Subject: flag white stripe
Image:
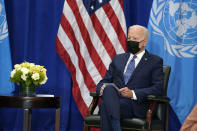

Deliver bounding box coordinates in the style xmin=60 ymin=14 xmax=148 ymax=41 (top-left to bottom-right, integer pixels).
xmin=57 ymin=25 xmax=92 ymax=106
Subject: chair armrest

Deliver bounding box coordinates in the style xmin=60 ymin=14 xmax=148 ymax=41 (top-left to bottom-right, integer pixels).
xmin=146 ymin=95 xmax=170 ymax=130
xmin=90 ymin=91 xmax=97 ymax=97
xmin=147 ymin=95 xmax=170 ymax=103
xmin=87 ymin=91 xmax=99 ymax=116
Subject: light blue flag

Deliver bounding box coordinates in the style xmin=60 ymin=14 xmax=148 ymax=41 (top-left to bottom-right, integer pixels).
xmin=0 ymin=0 xmax=14 ymax=95
xmin=147 ymin=0 xmax=197 ymax=124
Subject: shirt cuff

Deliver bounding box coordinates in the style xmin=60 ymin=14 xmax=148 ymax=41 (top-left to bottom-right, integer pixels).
xmin=131 ymin=90 xmax=137 ymax=100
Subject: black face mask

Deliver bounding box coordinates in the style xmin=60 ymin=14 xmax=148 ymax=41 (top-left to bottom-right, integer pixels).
xmin=127 ymin=40 xmax=140 ymax=54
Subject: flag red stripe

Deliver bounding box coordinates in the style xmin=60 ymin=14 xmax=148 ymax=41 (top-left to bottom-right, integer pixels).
xmin=67 ymin=0 xmax=107 ymax=77
xmin=103 ymin=3 xmax=127 ymax=51
xmin=91 ymin=13 xmax=116 ymax=60
xmin=60 ymin=14 xmax=96 ymax=91
xmin=56 ymin=38 xmax=88 ymax=117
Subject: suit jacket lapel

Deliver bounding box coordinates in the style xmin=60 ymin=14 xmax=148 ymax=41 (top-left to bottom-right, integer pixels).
xmin=129 ymin=50 xmax=151 ymax=82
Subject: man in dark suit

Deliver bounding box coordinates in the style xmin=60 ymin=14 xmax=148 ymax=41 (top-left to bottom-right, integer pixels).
xmin=96 ymin=25 xmax=163 ymax=131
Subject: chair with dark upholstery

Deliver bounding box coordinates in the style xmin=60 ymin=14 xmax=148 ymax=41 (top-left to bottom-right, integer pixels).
xmin=84 ymin=66 xmax=171 ymax=131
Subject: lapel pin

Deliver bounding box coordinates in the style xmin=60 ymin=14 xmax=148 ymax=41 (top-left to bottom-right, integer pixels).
xmin=145 ymin=58 xmax=148 ymax=61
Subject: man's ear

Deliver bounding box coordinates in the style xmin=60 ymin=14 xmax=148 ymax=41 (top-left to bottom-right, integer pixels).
xmin=143 ymin=39 xmax=148 ymax=46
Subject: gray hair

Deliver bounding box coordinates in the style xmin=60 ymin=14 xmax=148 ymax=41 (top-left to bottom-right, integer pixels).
xmin=129 ymin=25 xmax=149 ymax=41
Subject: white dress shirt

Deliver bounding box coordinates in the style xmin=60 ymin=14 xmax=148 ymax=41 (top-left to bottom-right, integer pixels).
xmin=124 ymin=50 xmax=145 ymax=100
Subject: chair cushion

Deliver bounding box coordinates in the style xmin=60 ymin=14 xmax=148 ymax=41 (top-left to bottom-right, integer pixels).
xmin=84 ymin=115 xmax=163 ymax=130
xmin=84 ymin=115 xmax=147 ymax=129
xmin=84 ymin=115 xmax=101 ymax=128
xmin=151 ymin=119 xmax=163 ymax=130
xmin=121 ymin=118 xmax=146 ymax=129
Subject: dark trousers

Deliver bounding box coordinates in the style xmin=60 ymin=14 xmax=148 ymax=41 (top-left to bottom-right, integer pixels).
xmin=100 ymin=86 xmax=134 ymax=131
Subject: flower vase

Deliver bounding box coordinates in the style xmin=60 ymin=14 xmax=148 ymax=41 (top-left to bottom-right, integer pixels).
xmin=20 ymin=85 xmax=36 ymax=97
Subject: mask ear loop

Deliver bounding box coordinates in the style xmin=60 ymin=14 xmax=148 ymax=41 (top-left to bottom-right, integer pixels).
xmin=140 ymin=39 xmax=148 ymax=48
xmin=139 ymin=39 xmax=145 ymax=43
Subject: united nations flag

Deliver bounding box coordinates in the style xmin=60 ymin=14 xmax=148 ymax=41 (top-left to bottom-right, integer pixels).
xmin=0 ymin=0 xmax=14 ymax=95
xmin=147 ymin=0 xmax=197 ymax=124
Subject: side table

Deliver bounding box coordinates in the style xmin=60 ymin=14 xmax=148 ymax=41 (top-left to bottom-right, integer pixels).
xmin=0 ymin=96 xmax=60 ymax=131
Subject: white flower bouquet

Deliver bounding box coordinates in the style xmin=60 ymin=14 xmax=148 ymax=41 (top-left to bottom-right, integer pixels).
xmin=10 ymin=62 xmax=48 ymax=88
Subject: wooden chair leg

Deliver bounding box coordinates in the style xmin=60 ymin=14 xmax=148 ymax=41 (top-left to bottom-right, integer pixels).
xmin=84 ymin=125 xmax=89 ymax=131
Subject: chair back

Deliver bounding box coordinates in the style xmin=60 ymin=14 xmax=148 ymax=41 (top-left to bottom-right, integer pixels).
xmin=163 ymin=66 xmax=171 ymax=96
xmin=156 ymin=66 xmax=171 ymax=121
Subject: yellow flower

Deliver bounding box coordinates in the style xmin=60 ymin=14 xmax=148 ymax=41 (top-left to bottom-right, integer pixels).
xmin=29 ymin=63 xmax=35 ymax=67
xmin=21 ymin=67 xmax=29 ymax=75
xmin=14 ymin=64 xmax=20 ymax=69
xmin=32 ymin=73 xmax=40 ymax=80
xmin=40 ymin=76 xmax=48 ymax=84
xmin=21 ymin=74 xmax=27 ymax=81
xmin=10 ymin=69 xmax=16 ymax=78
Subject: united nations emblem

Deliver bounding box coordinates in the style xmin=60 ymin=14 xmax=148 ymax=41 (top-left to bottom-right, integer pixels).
xmin=149 ymin=0 xmax=197 ymax=58
xmin=0 ymin=2 xmax=8 ymax=43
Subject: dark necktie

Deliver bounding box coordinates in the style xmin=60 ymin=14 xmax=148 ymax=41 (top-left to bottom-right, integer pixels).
xmin=124 ymin=55 xmax=137 ymax=84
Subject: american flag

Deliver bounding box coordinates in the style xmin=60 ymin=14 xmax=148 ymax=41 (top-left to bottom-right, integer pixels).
xmin=56 ymin=0 xmax=126 ymax=117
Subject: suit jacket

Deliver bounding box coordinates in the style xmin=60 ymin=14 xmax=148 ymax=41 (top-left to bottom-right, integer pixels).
xmin=96 ymin=50 xmax=163 ymax=118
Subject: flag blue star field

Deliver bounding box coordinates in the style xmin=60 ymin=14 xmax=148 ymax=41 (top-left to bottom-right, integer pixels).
xmin=56 ymin=0 xmax=127 ymax=117
xmin=0 ymin=0 xmax=14 ymax=95
xmin=147 ymin=0 xmax=197 ymax=123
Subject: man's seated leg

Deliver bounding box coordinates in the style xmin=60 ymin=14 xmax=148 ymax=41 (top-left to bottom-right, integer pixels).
xmin=100 ymin=86 xmax=120 ymax=131
xmin=120 ymin=98 xmax=134 ymax=119
xmin=100 ymin=102 xmax=113 ymax=131
xmin=111 ymin=119 xmax=121 ymax=131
